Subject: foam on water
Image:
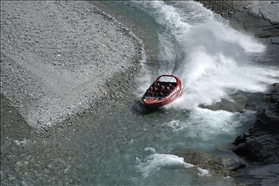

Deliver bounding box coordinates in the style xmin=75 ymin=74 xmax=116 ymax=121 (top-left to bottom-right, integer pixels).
xmin=176 ymin=21 xmax=278 ymax=108
xmin=135 ymin=0 xmax=279 ymax=108
xmin=136 ymin=152 xmax=194 ymax=178
xmin=150 ymin=108 xmax=258 ymax=153
xmin=164 ymin=108 xmax=256 ymax=139
xmin=137 ymin=147 xmax=213 ymax=179
xmin=197 ymin=167 xmax=210 ymax=177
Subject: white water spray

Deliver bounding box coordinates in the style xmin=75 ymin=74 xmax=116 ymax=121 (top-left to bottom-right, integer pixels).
xmin=176 ymin=19 xmax=278 ymax=108
xmin=136 ymin=1 xmax=279 ymax=108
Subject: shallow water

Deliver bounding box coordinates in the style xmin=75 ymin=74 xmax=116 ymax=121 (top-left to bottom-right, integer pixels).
xmin=2 ymin=0 xmax=279 ymax=185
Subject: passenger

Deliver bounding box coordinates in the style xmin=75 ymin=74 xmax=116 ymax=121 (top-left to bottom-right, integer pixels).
xmin=153 ymin=81 xmax=157 ymax=87
xmin=166 ymin=86 xmax=170 ymax=93
xmin=154 ymin=87 xmax=158 ymax=92
xmin=161 ymin=85 xmax=165 ymax=92
xmin=169 ymin=83 xmax=173 ymax=91
xmin=144 ymin=90 xmax=149 ymax=97
xmin=157 ymin=82 xmax=160 ymax=88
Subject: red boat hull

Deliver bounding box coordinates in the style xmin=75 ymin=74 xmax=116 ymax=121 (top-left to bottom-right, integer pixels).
xmin=141 ymin=75 xmax=183 ymax=108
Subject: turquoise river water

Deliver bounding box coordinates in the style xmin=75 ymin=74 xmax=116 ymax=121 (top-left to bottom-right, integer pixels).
xmin=2 ymin=1 xmax=279 ymax=185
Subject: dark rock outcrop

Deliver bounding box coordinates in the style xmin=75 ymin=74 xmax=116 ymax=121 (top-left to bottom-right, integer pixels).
xmin=230 ymin=10 xmax=279 ymax=39
xmin=195 ymin=0 xmax=246 ymax=19
xmin=233 ymin=83 xmax=279 ymax=164
xmin=194 ymin=1 xmax=279 ymax=185
xmin=233 ymin=164 xmax=279 ymax=186
xmin=232 ymin=83 xmax=279 ymax=185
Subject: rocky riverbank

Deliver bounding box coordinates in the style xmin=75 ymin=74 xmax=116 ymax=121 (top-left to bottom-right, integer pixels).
xmin=196 ymin=1 xmax=279 ymax=39
xmin=232 ymin=83 xmax=279 ymax=185
xmin=195 ymin=1 xmax=279 ymax=185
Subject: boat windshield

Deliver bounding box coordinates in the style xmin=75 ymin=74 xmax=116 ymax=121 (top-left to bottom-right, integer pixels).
xmin=158 ymin=76 xmax=177 ymax=83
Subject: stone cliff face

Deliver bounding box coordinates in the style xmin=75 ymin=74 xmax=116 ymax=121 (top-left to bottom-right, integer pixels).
xmin=195 ymin=1 xmax=279 ymax=185
xmin=233 ymin=83 xmax=279 ymax=164
xmin=250 ymin=1 xmax=279 ymax=24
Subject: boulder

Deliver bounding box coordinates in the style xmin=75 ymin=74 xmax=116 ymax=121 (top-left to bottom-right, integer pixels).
xmin=233 ymin=83 xmax=279 ymax=164
xmin=250 ymin=1 xmax=279 ymax=24
xmin=233 ymin=164 xmax=279 ymax=186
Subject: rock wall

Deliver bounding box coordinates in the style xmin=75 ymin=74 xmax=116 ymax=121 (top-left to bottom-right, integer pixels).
xmin=195 ymin=1 xmax=279 ymax=185
xmin=233 ymin=83 xmax=279 ymax=164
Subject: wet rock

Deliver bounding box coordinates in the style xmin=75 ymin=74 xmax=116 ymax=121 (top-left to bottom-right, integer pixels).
xmin=201 ymin=93 xmax=248 ymax=113
xmin=233 ymin=83 xmax=279 ymax=164
xmin=195 ymin=0 xmax=247 ymax=19
xmin=174 ymin=149 xmax=246 ymax=177
xmin=230 ymin=11 xmax=279 ymax=39
xmin=195 ymin=0 xmax=279 ymax=39
xmin=195 ymin=0 xmax=279 ymax=184
xmin=250 ymin=1 xmax=279 ymax=24
xmin=233 ymin=164 xmax=279 ymax=186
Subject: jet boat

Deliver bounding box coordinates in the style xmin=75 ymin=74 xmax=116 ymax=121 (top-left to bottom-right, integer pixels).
xmin=141 ymin=74 xmax=183 ymax=108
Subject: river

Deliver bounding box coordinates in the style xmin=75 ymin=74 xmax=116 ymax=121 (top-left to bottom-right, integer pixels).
xmin=2 ymin=0 xmax=279 ymax=185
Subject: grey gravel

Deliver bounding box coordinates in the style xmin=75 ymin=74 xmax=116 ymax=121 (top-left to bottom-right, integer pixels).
xmin=1 ymin=1 xmax=144 ymax=129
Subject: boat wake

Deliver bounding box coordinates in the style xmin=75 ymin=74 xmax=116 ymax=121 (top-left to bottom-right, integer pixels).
xmin=135 ymin=0 xmax=279 ymax=109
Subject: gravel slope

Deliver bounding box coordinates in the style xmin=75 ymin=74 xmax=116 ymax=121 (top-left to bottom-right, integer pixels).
xmin=1 ymin=1 xmax=144 ymax=129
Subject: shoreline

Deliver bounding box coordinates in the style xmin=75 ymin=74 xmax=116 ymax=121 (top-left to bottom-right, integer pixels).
xmin=1 ymin=1 xmax=145 ymax=136
xmin=1 ymin=1 xmax=278 ymax=185
xmin=195 ymin=0 xmax=279 ymax=39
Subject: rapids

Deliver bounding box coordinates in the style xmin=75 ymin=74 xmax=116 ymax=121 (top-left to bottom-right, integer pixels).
xmin=3 ymin=1 xmax=279 ymax=185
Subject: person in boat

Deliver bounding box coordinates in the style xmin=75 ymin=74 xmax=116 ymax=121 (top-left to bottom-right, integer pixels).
xmin=144 ymin=90 xmax=148 ymax=97
xmin=158 ymin=85 xmax=163 ymax=98
xmin=164 ymin=85 xmax=171 ymax=94
xmin=161 ymin=85 xmax=165 ymax=92
xmin=159 ymin=92 xmax=164 ymax=98
xmin=154 ymin=86 xmax=158 ymax=92
xmin=153 ymin=81 xmax=157 ymax=88
xmin=144 ymin=83 xmax=157 ymax=98
xmin=169 ymin=83 xmax=173 ymax=91
xmin=144 ymin=89 xmax=151 ymax=97
xmin=156 ymin=82 xmax=160 ymax=89
xmin=166 ymin=86 xmax=170 ymax=94
xmin=144 ymin=81 xmax=173 ymax=98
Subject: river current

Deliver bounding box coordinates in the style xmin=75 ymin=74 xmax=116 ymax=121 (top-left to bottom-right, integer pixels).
xmin=3 ymin=0 xmax=279 ymax=185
